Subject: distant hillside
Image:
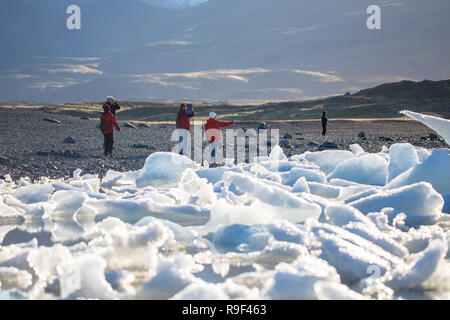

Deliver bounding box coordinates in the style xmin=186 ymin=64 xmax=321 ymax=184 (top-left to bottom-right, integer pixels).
xmin=1 ymin=79 xmax=449 ymax=121
xmin=1 ymin=0 xmax=449 ymax=102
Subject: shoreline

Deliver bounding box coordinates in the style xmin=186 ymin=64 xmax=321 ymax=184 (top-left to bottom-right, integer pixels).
xmin=0 ymin=108 xmax=448 ymax=182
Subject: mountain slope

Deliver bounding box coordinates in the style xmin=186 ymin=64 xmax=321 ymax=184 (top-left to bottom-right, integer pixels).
xmin=0 ymin=0 xmax=449 ymax=103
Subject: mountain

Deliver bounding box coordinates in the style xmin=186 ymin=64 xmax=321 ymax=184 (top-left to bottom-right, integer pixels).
xmin=9 ymin=79 xmax=448 ymax=122
xmin=0 ymin=0 xmax=449 ymax=103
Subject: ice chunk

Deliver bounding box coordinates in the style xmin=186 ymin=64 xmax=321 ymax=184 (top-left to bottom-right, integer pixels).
xmin=262 ymin=260 xmax=341 ymax=300
xmin=196 ymin=167 xmax=244 ymax=185
xmin=135 ymin=152 xmax=198 ymax=189
xmin=86 ymin=197 xmax=210 ymax=226
xmin=349 ymin=144 xmax=364 ymax=155
xmin=170 ymin=169 xmax=216 ymax=207
xmin=171 ymin=282 xmax=230 ymax=300
xmin=343 ymin=222 xmax=409 ymax=258
xmin=27 ymin=244 xmax=72 ymax=282
xmin=387 ymin=143 xmax=419 ymax=182
xmin=283 ymin=167 xmax=327 ymax=186
xmin=105 ymin=270 xmax=135 ymax=297
xmin=304 ymin=150 xmax=354 ymax=175
xmin=136 ymin=254 xmax=200 ymax=300
xmin=12 ymin=184 xmax=55 ymax=204
xmin=222 ymin=171 xmax=320 ymax=213
xmin=57 ymin=254 xmax=116 ymax=299
xmin=51 ymin=190 xmax=88 ymax=219
xmin=212 ymin=224 xmax=272 ymax=253
xmin=248 ymin=164 xmax=282 ymax=184
xmin=400 ymin=110 xmax=450 ymax=145
xmin=93 ymin=217 xmax=173 ymax=270
xmin=386 ymin=149 xmax=450 ymax=196
xmin=0 ymin=197 xmax=21 ymax=219
xmin=350 ymin=182 xmax=444 ymax=226
xmin=308 ymin=182 xmax=341 ymax=199
xmin=324 ymin=205 xmax=376 ymax=228
xmin=311 ymin=223 xmax=401 ymax=283
xmin=292 ymin=177 xmax=310 ymax=193
xmin=387 ymin=238 xmax=447 ymax=289
xmin=0 ymin=267 xmax=32 ymax=290
xmin=328 ymin=154 xmax=388 ymax=186
xmin=314 ymin=281 xmax=367 ymax=300
xmin=269 ymin=145 xmax=287 ymax=161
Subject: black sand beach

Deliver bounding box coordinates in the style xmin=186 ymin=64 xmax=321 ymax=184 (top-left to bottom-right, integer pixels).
xmin=0 ymin=107 xmax=447 ymax=182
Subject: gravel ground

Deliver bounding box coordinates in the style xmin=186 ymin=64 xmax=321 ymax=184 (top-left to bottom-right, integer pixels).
xmin=0 ymin=107 xmax=448 ymax=182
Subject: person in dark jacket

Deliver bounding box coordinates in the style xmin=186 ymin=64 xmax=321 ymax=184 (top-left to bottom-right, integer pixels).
xmin=100 ymin=104 xmax=121 ymax=158
xmin=321 ymin=111 xmax=328 ymax=136
xmin=104 ymin=96 xmax=121 ymax=118
xmin=176 ymin=103 xmax=195 ymax=155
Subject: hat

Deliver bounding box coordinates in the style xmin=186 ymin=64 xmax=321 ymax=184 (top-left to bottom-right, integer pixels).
xmin=209 ymin=112 xmax=217 ymax=119
xmin=106 ymin=96 xmax=115 ymax=101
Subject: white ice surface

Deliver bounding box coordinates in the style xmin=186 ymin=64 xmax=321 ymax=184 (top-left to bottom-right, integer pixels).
xmin=0 ymin=141 xmax=449 ymax=300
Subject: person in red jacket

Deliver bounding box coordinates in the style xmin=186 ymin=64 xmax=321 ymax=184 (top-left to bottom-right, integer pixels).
xmin=205 ymin=112 xmax=235 ymax=167
xmin=176 ymin=103 xmax=195 ymax=155
xmin=100 ymin=104 xmax=121 ymax=158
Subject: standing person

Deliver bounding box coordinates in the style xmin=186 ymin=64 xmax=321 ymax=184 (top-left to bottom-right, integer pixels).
xmin=321 ymin=111 xmax=328 ymax=136
xmin=104 ymin=96 xmax=121 ymax=118
xmin=176 ymin=103 xmax=195 ymax=155
xmin=100 ymin=104 xmax=121 ymax=158
xmin=205 ymin=112 xmax=235 ymax=167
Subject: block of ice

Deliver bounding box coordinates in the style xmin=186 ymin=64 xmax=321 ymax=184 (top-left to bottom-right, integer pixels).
xmin=350 ymin=144 xmax=364 ymax=155
xmin=387 ymin=238 xmax=447 ymax=289
xmin=135 ymin=152 xmax=198 ymax=189
xmin=386 ymin=149 xmax=450 ymax=196
xmin=400 ymin=110 xmax=450 ymax=145
xmin=292 ymin=177 xmax=310 ymax=193
xmin=351 ymin=182 xmax=444 ymax=226
xmin=171 ymin=281 xmax=230 ymax=300
xmin=137 ymin=254 xmax=201 ymax=300
xmin=314 ymin=281 xmax=367 ymax=300
xmin=87 ymin=197 xmax=210 ymax=226
xmin=328 ymin=154 xmax=388 ymax=186
xmin=324 ymin=205 xmax=376 ymax=228
xmin=0 ymin=267 xmax=32 ymax=290
xmin=269 ymin=145 xmax=288 ymax=161
xmin=195 ymin=166 xmax=244 ymax=185
xmin=27 ymin=244 xmax=73 ymax=282
xmin=57 ymin=254 xmax=116 ymax=299
xmin=311 ymin=223 xmax=401 ymax=283
xmin=387 ymin=143 xmax=419 ymax=182
xmin=308 ymin=182 xmax=341 ymax=199
xmin=304 ymin=150 xmax=354 ymax=174
xmin=262 ymin=261 xmax=341 ymax=300
xmin=51 ymin=190 xmax=88 ymax=219
xmin=212 ymin=224 xmax=272 ymax=253
xmin=343 ymin=222 xmax=409 ymax=258
xmin=283 ymin=167 xmax=327 ymax=186
xmin=12 ymin=184 xmax=55 ymax=204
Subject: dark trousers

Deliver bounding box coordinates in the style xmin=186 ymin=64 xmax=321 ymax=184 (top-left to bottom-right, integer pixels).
xmin=322 ymin=126 xmax=327 ymax=136
xmin=104 ymin=134 xmax=114 ymax=154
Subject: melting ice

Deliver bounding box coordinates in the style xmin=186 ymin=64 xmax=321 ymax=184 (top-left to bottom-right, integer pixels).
xmin=0 ymin=111 xmax=449 ymax=300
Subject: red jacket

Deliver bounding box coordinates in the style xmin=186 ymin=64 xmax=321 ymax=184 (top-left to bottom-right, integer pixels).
xmin=100 ymin=112 xmax=121 ymax=134
xmin=177 ymin=110 xmax=194 ymax=130
xmin=205 ymin=118 xmax=235 ymax=142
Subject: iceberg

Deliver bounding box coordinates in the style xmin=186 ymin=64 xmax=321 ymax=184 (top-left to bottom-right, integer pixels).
xmin=400 ymin=110 xmax=450 ymax=145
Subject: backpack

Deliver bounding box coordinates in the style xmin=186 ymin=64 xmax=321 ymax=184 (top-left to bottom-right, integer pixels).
xmin=100 ymin=114 xmax=110 ymax=131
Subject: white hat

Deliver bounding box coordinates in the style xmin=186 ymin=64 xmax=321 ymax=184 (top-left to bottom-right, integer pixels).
xmin=209 ymin=112 xmax=217 ymax=118
xmin=106 ymin=96 xmax=115 ymax=101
